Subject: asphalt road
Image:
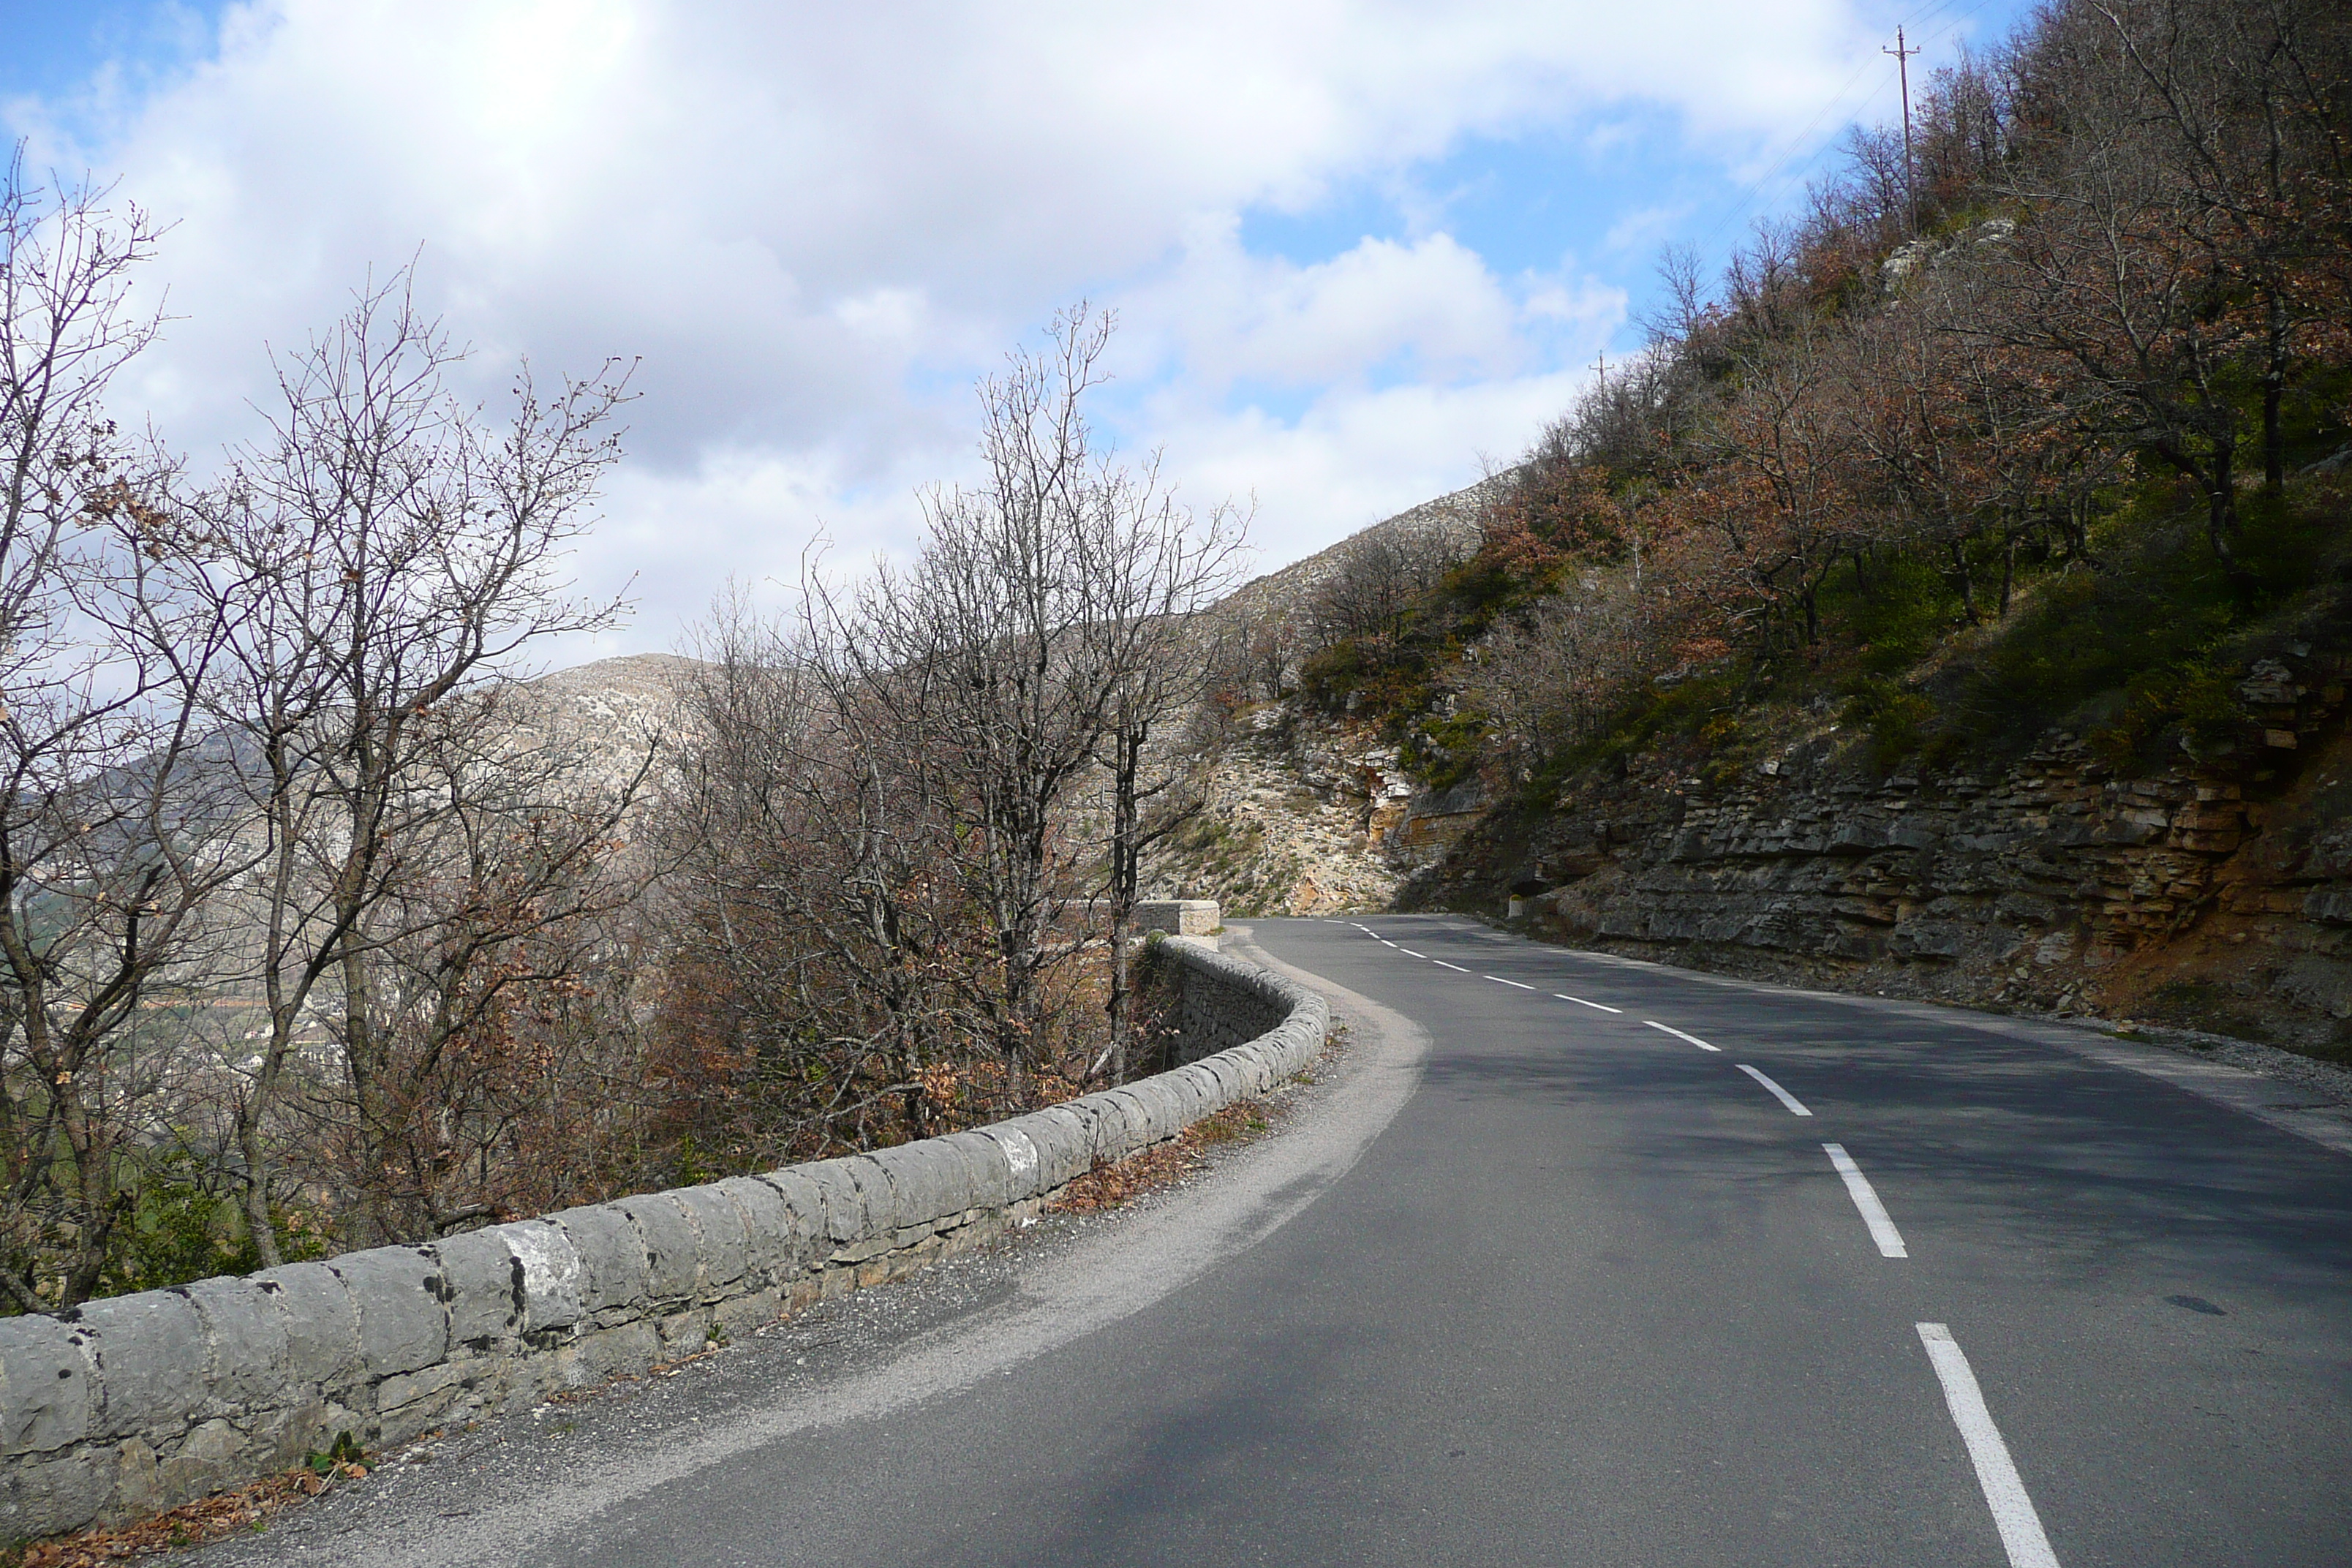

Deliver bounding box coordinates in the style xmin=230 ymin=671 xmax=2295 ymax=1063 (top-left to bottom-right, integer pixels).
xmin=204 ymin=917 xmax=2352 ymax=1567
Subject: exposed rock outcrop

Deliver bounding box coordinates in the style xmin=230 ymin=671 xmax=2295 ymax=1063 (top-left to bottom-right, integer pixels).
xmin=1414 ymin=648 xmax=2352 ymax=1055
xmin=1146 ymin=708 xmax=1403 ymax=916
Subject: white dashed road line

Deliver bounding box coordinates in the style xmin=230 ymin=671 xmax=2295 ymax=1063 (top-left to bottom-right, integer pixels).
xmin=1822 ymin=1143 xmax=1907 ymax=1257
xmin=1643 ymin=1020 xmax=1722 ymax=1052
xmin=1325 ymin=920 xmax=2061 ymax=1565
xmin=1555 ymin=994 xmax=1624 ymax=1014
xmin=1326 ymin=921 xmax=2070 ymax=1568
xmin=1736 ymin=1063 xmax=1812 ymax=1116
xmin=1917 ymin=1324 xmax=2063 ymax=1568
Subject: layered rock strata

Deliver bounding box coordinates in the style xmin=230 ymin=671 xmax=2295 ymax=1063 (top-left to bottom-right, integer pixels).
xmin=1487 ymin=655 xmax=2351 ymax=1050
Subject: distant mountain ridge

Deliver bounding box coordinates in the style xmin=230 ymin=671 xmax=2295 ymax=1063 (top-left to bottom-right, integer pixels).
xmin=506 ymin=650 xmax=698 ymax=797
xmin=1208 ymin=476 xmax=1497 ymax=636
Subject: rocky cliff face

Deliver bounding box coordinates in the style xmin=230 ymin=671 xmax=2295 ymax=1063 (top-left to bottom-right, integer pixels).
xmin=1409 ymin=649 xmax=2352 ymax=1056
xmin=1145 ymin=708 xmax=1406 ymax=917
xmin=1116 ymin=510 xmax=2352 ymax=1058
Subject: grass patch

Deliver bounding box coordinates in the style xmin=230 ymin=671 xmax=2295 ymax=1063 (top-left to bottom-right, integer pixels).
xmin=1518 ymin=666 xmax=1741 ymax=807
xmin=1401 ymin=710 xmax=1490 ymax=791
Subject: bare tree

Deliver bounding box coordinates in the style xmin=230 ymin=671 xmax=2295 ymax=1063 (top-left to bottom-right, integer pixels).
xmin=1960 ymin=0 xmax=2352 ymax=566
xmin=1464 ymin=568 xmax=1656 ymax=760
xmin=661 ymin=587 xmax=968 ymax=1153
xmin=1668 ymin=323 xmax=1874 ymax=653
xmin=664 ymin=306 xmax=1245 ymax=1124
xmin=1304 ymin=517 xmax=1471 ymax=662
xmin=1079 ymin=456 xmax=1245 ymax=1085
xmin=314 ymin=693 xmax=655 ymax=1240
xmin=176 ymin=272 xmax=634 ymax=1255
xmin=2070 ymin=0 xmax=2352 ymax=494
xmin=812 ymin=308 xmax=1150 ymax=1088
xmin=0 ymin=157 xmax=264 ymax=1307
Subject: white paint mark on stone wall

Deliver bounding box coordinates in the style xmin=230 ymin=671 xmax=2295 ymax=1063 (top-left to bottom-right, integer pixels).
xmin=984 ymin=1128 xmax=1041 ymax=1188
xmin=502 ymin=1222 xmax=584 ymax=1330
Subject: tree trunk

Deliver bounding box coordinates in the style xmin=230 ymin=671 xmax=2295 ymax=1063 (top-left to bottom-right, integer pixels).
xmin=2264 ymin=290 xmax=2288 ymax=496
xmin=237 ymin=1098 xmax=284 ymax=1270
xmin=2206 ymin=437 xmax=2239 ymax=567
xmin=1104 ymin=730 xmax=1143 ymax=1086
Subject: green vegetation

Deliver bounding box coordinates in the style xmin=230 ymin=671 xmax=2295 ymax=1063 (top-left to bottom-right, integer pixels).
xmin=1283 ymin=0 xmax=2350 ymax=805
xmin=71 ymin=1151 xmax=331 ymax=1307
xmin=1927 ymin=486 xmax=2347 ymax=771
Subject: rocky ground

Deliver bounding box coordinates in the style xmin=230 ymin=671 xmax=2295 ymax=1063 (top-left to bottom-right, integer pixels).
xmin=1148 ymin=706 xmax=1405 ymax=916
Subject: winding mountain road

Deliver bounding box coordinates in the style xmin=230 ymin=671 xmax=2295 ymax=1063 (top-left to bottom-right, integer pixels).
xmin=202 ymin=916 xmax=2352 ymax=1567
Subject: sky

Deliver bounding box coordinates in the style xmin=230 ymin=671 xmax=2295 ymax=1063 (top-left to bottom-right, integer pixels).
xmin=1 ymin=0 xmax=2027 ymax=661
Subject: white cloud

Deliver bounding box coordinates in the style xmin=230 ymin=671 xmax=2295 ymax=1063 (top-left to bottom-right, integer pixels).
xmin=1123 ymin=221 xmax=1532 ymax=393
xmin=1153 ymin=371 xmax=1593 ymax=570
xmin=1603 ymin=202 xmax=1695 ymax=256
xmin=8 ymin=0 xmax=1891 ymax=649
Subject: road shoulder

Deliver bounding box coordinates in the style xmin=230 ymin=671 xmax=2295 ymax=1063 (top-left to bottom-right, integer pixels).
xmin=189 ymin=934 xmax=1428 ymax=1568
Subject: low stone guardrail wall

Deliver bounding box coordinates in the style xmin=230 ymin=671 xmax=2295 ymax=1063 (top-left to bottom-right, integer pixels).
xmin=0 ymin=938 xmax=1324 ymax=1539
xmin=1166 ymin=935 xmax=1303 ymax=1063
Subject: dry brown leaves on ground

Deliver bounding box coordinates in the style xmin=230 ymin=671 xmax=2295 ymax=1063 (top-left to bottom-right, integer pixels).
xmin=3 ymin=1460 xmax=368 ymax=1567
xmin=1048 ymin=1095 xmax=1284 ymax=1213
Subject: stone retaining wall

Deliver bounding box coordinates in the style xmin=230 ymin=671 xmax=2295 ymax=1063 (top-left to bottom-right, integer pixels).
xmin=1161 ymin=935 xmax=1299 ymax=1064
xmin=0 ymin=938 xmax=1327 ymax=1541
xmin=1134 ymin=899 xmax=1221 ymax=941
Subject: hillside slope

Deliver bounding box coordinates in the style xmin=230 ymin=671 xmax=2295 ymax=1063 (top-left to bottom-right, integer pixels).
xmin=1147 ymin=0 xmax=2352 ymax=1061
xmin=1410 ymin=635 xmax=2352 ymax=1055
xmin=1155 ymin=505 xmax=2352 ymax=1059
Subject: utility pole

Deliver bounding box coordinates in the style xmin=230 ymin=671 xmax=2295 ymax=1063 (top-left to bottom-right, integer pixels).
xmin=1884 ymin=25 xmax=1920 ymax=233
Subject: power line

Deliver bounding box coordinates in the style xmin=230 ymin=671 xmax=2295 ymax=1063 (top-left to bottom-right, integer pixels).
xmin=1696 ymin=0 xmax=2002 ymax=250
xmin=1885 ymin=24 xmax=1922 ymax=232
xmin=1697 ymin=57 xmax=1891 ymax=247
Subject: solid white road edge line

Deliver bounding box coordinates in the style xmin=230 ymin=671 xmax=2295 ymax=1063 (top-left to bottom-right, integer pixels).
xmin=1916 ymin=1324 xmax=2063 ymax=1568
xmin=1736 ymin=1063 xmax=1812 ymax=1115
xmin=1556 ymin=994 xmax=1624 ymax=1014
xmin=1486 ymin=976 xmax=1534 ymax=990
xmin=1643 ymin=1020 xmax=1722 ymax=1052
xmin=1433 ymin=960 xmax=1470 ymax=973
xmin=1822 ymin=1143 xmax=1907 ymax=1257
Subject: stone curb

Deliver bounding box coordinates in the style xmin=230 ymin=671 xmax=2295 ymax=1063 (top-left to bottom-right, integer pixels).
xmin=0 ymin=937 xmax=1324 ymax=1539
